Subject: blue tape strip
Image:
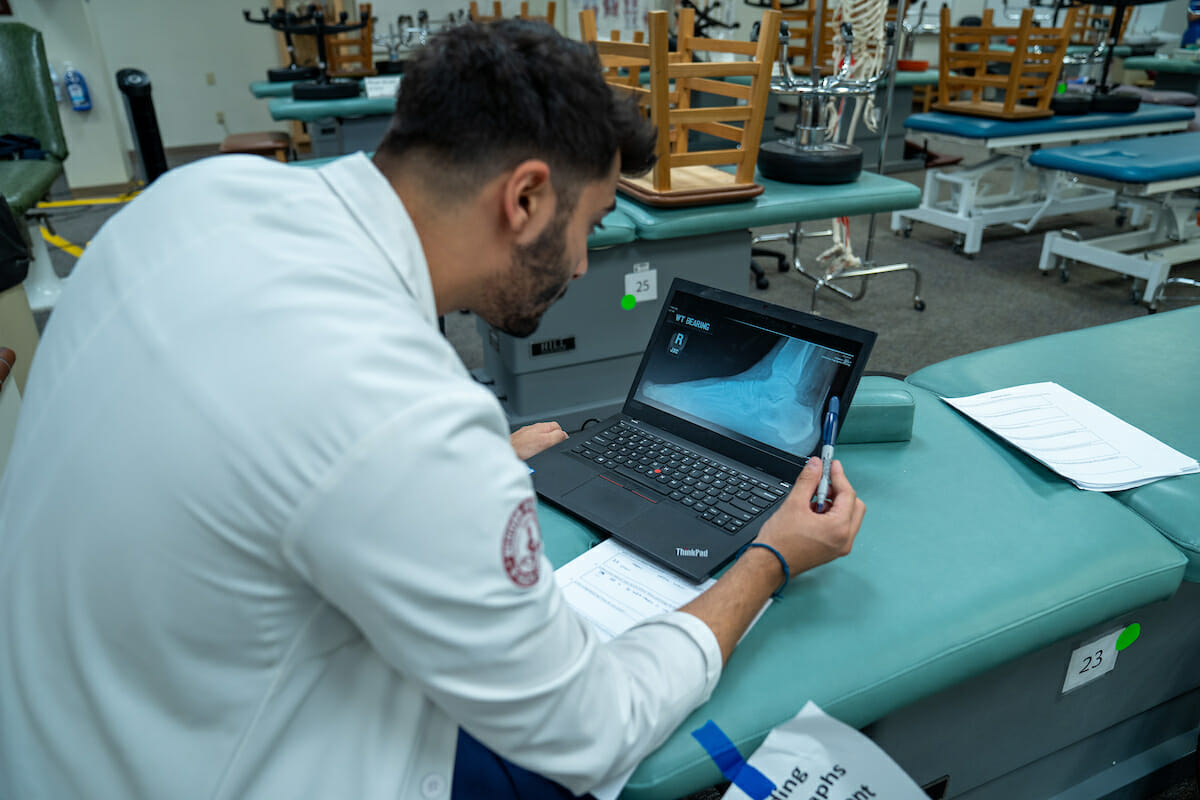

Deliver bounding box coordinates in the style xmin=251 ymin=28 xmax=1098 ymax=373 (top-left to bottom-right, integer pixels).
xmin=692 ymin=720 xmax=776 ymax=800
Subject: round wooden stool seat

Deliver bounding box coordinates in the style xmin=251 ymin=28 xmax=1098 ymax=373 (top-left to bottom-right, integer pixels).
xmin=219 ymin=131 xmax=292 ymax=161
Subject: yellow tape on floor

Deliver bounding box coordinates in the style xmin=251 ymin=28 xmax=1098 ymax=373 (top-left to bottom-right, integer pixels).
xmin=35 ymin=190 xmax=140 ymax=209
xmin=40 ymin=226 xmax=85 ymax=258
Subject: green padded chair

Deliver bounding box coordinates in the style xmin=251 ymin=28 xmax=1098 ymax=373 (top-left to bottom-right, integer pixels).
xmin=0 ymin=22 xmax=69 ymax=312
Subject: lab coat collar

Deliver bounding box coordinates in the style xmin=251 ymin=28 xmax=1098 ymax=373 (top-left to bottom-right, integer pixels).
xmin=315 ymin=152 xmax=438 ymax=329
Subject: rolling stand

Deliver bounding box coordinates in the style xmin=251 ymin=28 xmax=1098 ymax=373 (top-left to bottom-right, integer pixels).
xmin=753 ymin=5 xmax=925 ymax=311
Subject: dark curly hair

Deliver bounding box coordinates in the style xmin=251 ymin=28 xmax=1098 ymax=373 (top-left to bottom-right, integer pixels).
xmin=375 ymin=19 xmax=656 ymax=204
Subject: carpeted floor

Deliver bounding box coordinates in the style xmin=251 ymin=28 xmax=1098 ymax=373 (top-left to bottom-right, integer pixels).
xmin=32 ymin=159 xmax=1200 ymax=800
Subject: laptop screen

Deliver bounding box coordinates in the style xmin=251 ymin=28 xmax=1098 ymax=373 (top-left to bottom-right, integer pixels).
xmin=624 ymin=281 xmax=875 ymax=475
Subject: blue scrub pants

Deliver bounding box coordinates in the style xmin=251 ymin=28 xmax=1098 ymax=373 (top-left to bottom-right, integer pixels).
xmin=452 ymin=729 xmax=595 ymax=799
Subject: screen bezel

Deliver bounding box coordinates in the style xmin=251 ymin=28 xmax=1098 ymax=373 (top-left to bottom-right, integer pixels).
xmin=621 ymin=278 xmax=876 ymax=481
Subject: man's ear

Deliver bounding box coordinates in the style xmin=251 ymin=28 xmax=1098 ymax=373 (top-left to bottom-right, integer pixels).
xmin=501 ymin=159 xmax=555 ymax=243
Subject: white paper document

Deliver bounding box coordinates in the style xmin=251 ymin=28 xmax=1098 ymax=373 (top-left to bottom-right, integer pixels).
xmin=555 ymin=539 xmax=769 ymax=800
xmin=555 ymin=538 xmax=716 ymax=642
xmin=723 ymin=701 xmax=927 ymax=800
xmin=943 ymin=382 xmax=1198 ymax=491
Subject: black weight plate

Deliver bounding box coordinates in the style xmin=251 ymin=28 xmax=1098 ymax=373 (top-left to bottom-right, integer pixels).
xmin=757 ymin=141 xmax=863 ymax=185
xmin=268 ymin=65 xmax=321 ymax=82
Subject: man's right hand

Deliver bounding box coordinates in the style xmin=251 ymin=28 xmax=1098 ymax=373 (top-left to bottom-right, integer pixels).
xmin=755 ymin=457 xmax=865 ymax=576
xmin=679 ymin=457 xmax=864 ymax=664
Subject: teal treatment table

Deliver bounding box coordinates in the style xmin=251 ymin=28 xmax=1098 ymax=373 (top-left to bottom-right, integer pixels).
xmin=267 ymin=93 xmax=394 ymax=158
xmin=476 ymin=171 xmax=922 ymax=431
xmin=535 ymin=307 xmax=1200 ymax=798
xmin=538 ymin=366 xmax=1189 ymax=798
xmin=1122 ymin=55 xmax=1200 ymax=95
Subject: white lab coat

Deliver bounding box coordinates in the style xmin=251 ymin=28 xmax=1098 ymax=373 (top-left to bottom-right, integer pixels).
xmin=0 ymin=154 xmax=722 ymax=799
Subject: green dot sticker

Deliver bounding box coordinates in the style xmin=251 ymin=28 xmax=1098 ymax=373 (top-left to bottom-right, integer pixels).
xmin=1116 ymin=623 xmax=1141 ymax=651
xmin=620 ymin=294 xmax=637 ymax=310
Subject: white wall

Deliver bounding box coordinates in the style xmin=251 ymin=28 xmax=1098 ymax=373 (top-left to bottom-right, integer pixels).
xmin=12 ymin=0 xmax=288 ymax=189
xmin=85 ymin=0 xmax=285 ymax=151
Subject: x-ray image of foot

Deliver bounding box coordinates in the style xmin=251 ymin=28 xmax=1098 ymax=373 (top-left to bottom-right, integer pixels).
xmin=642 ymin=338 xmax=837 ymax=453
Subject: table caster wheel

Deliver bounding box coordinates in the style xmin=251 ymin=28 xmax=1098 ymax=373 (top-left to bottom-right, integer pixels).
xmin=902 ymin=225 xmax=913 ymax=239
xmin=913 ymin=299 xmax=926 ymax=311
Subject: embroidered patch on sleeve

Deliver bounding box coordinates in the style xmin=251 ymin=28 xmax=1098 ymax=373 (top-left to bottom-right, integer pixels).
xmin=501 ymin=498 xmax=542 ymax=588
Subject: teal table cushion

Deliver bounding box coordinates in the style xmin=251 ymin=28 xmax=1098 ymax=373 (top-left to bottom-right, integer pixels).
xmin=268 ymin=94 xmax=395 ymax=122
xmin=588 ymin=208 xmax=638 ymax=248
xmin=838 ymin=375 xmax=914 ymax=443
xmin=539 ymin=378 xmax=1185 ymax=799
xmin=249 ymin=80 xmax=300 ymax=98
xmin=617 ymin=170 xmax=921 ymax=240
xmin=0 ymin=157 xmax=63 ymax=217
xmin=907 ymin=306 xmax=1200 ymax=580
xmin=894 ymin=68 xmax=939 ymax=87
xmin=1123 ymin=56 xmax=1200 ymax=74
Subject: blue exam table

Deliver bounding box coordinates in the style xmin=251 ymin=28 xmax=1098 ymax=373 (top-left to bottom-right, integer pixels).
xmin=891 ymin=104 xmax=1195 ymax=256
xmin=1028 ymin=130 xmax=1200 ymax=308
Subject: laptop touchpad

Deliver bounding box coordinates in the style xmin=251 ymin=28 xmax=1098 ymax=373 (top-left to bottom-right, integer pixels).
xmin=563 ymin=476 xmax=657 ymax=528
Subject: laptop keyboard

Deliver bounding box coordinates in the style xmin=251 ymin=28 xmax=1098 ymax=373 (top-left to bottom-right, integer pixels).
xmin=570 ymin=421 xmax=787 ymax=534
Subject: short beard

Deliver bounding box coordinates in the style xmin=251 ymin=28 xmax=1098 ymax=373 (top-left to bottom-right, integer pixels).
xmin=495 ymin=204 xmax=571 ymax=338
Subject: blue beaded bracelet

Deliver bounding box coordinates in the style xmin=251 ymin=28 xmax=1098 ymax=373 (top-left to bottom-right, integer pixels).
xmin=738 ymin=542 xmax=789 ymax=600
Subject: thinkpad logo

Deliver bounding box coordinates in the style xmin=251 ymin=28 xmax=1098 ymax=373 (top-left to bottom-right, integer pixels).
xmin=676 ymin=547 xmax=709 ymax=558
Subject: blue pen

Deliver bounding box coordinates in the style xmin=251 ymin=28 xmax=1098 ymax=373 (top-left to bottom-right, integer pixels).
xmin=814 ymin=397 xmax=839 ymax=513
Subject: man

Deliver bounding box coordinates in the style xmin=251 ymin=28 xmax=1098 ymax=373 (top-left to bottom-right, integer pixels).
xmin=0 ymin=20 xmax=864 ymax=800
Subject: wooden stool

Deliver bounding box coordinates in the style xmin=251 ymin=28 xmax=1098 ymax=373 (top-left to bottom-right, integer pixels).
xmin=933 ymin=7 xmax=1077 ymax=120
xmin=219 ymin=131 xmax=293 ymax=162
xmin=582 ymin=7 xmax=780 ymax=207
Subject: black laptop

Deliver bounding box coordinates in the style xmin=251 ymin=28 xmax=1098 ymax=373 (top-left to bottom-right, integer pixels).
xmin=529 ymin=279 xmax=876 ymax=582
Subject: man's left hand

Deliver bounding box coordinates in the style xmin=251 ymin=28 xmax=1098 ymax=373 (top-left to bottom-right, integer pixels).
xmin=510 ymin=421 xmax=568 ymax=460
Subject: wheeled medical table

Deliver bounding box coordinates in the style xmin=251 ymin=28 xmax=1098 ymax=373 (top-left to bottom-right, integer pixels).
xmin=1028 ymin=130 xmax=1200 ymax=310
xmin=891 ymin=104 xmax=1194 ymax=256
xmin=540 ymin=305 xmax=1200 ymax=799
xmin=476 ymin=171 xmax=923 ymax=431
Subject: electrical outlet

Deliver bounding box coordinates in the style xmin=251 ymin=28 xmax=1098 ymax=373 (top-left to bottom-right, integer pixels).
xmin=215 ymin=111 xmax=225 ymax=125
xmin=206 ymin=72 xmax=216 ymax=86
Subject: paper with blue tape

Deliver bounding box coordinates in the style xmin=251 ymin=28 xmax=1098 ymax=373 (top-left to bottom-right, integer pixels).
xmin=692 ymin=720 xmax=777 ymax=800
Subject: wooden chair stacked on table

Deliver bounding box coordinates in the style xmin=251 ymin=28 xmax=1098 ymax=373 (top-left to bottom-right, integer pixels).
xmin=933 ymin=5 xmax=1076 ymax=120
xmin=469 ymin=1 xmax=556 ymax=24
xmin=771 ymin=0 xmax=836 ymax=72
xmin=1067 ymin=2 xmax=1128 ymax=46
xmin=581 ymin=7 xmax=780 ymax=207
xmin=324 ymin=2 xmax=375 ymax=78
xmin=519 ymin=1 xmax=556 ymax=25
